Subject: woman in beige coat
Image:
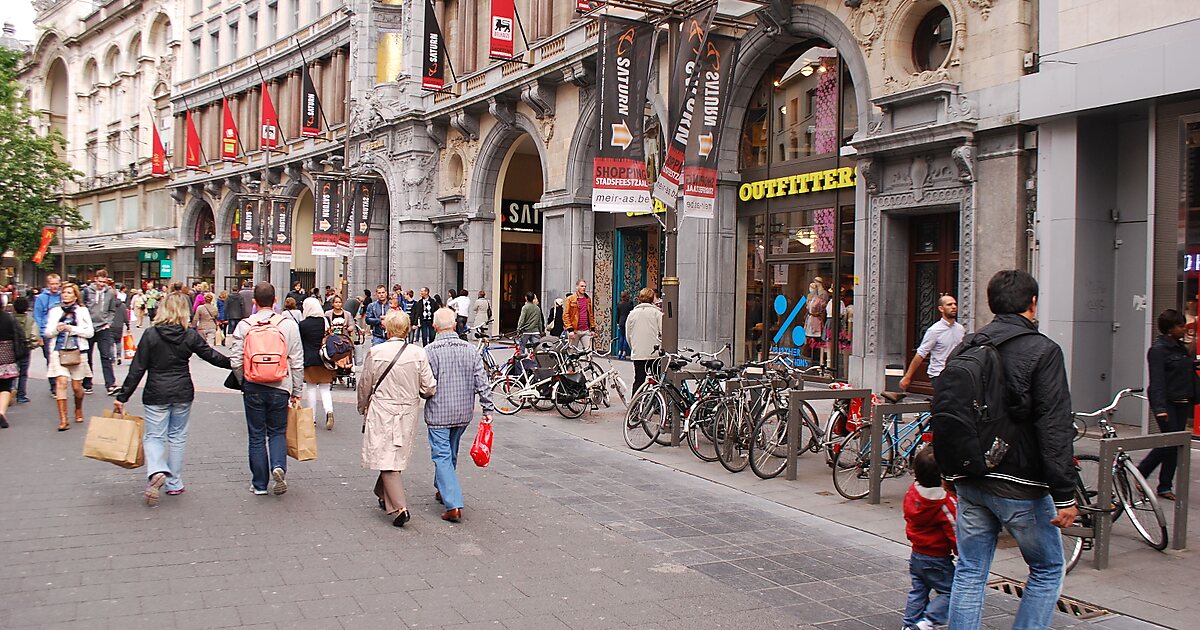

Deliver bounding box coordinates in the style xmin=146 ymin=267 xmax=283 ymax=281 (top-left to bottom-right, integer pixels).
xmin=357 ymin=310 xmax=436 ymax=527
xmin=192 ymin=292 xmax=220 ymax=346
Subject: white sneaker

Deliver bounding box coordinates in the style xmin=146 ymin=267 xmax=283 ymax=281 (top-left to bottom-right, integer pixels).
xmin=915 ymin=619 xmax=935 ymax=630
xmin=271 ymin=467 xmax=288 ymax=495
xmin=249 ymin=485 xmax=268 ymax=496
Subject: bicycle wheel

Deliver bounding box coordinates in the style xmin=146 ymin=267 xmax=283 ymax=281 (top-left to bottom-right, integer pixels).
xmin=624 ymin=390 xmax=666 ymax=450
xmin=489 ymin=376 xmax=525 ymax=416
xmin=653 ymin=390 xmax=682 ymax=447
xmin=823 ymin=408 xmax=850 ymax=465
xmin=749 ymin=408 xmax=790 ymax=480
xmin=831 ymin=429 xmax=875 ymax=500
xmin=717 ymin=403 xmax=750 ymax=473
xmin=531 ymin=379 xmax=556 ymax=411
xmin=553 ymin=380 xmax=588 ymax=419
xmin=1062 ymin=513 xmax=1085 ymax=574
xmin=611 ymin=375 xmax=629 ymax=406
xmin=686 ymin=396 xmax=724 ymax=462
xmin=1114 ymin=459 xmax=1169 ymax=550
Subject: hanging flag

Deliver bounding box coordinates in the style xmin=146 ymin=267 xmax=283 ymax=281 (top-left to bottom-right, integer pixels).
xmin=336 ymin=180 xmax=352 ymax=257
xmin=353 ymin=180 xmax=373 ymax=255
xmin=301 ymin=65 xmax=322 ymax=137
xmin=489 ymin=0 xmax=515 ymax=60
xmin=592 ymin=16 xmax=653 ymax=214
xmin=652 ymin=5 xmax=716 ymax=209
xmin=150 ymin=121 xmax=167 ymax=177
xmin=269 ymin=199 xmax=293 ymax=263
xmin=260 ymin=81 xmax=280 ymax=151
xmin=231 ymin=202 xmax=241 ymax=242
xmin=235 ymin=197 xmax=262 ymax=261
xmin=312 ymin=177 xmax=340 ymax=257
xmin=680 ymin=34 xmax=738 ymax=221
xmin=421 ymin=0 xmax=446 ymax=91
xmin=184 ymin=110 xmax=202 ymax=170
xmin=31 ymin=226 xmax=56 ymax=264
xmin=220 ymin=98 xmax=239 ymax=161
xmin=576 ymin=1 xmax=592 ymax=12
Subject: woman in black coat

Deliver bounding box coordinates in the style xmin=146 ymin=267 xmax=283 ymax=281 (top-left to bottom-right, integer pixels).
xmin=298 ymin=297 xmax=336 ymax=431
xmin=114 ymin=293 xmax=231 ymax=505
xmin=1137 ymin=309 xmax=1198 ymax=501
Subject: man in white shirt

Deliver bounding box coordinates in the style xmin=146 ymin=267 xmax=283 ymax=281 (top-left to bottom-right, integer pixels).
xmin=448 ymin=288 xmax=471 ymax=338
xmin=900 ymin=295 xmax=965 ymax=391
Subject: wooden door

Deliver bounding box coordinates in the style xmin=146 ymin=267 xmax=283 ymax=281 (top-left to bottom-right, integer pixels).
xmin=906 ymin=212 xmax=960 ymax=394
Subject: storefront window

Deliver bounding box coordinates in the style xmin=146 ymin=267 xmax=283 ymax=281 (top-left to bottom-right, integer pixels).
xmin=743 ymin=214 xmax=766 ymax=361
xmin=769 ymin=207 xmax=838 ymax=255
xmin=767 ymin=261 xmax=835 ymax=367
xmin=1182 ymin=120 xmax=1200 ymax=339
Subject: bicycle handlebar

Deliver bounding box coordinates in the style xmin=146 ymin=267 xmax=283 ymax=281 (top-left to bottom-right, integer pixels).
xmin=1073 ymin=387 xmax=1146 ymax=418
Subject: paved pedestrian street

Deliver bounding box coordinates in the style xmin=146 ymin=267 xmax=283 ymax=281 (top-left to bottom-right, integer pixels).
xmin=0 ymin=357 xmax=1167 ymax=629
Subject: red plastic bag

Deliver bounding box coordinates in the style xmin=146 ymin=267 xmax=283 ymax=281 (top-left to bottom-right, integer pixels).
xmin=122 ymin=333 xmax=136 ymax=360
xmin=470 ymin=416 xmax=494 ymax=467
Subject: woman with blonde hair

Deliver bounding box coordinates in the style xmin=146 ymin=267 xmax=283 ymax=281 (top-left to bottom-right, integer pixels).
xmin=358 ymin=309 xmax=436 ymax=527
xmin=192 ymin=292 xmax=220 ymax=346
xmin=114 ymin=293 xmax=231 ymax=505
xmin=298 ymin=297 xmax=336 ymax=430
xmin=44 ymin=283 xmax=94 ymax=431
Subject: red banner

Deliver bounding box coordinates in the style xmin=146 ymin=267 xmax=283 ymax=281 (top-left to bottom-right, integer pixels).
xmin=576 ymin=1 xmax=592 ymax=12
xmin=489 ymin=0 xmax=515 ymax=59
xmin=681 ymin=35 xmax=738 ymax=221
xmin=184 ymin=111 xmax=202 ymax=170
xmin=260 ymin=82 xmax=280 ymax=151
xmin=31 ymin=227 xmax=56 ymax=264
xmin=150 ymin=123 xmax=167 ymax=177
xmin=220 ymin=98 xmax=239 ymax=162
xmin=652 ymin=6 xmax=716 ymax=209
xmin=301 ymin=65 xmax=322 ymax=138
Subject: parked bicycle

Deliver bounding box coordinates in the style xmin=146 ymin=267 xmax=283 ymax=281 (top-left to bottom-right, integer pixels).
xmin=830 ymin=405 xmax=932 ymax=500
xmin=623 ymin=346 xmax=732 ymax=454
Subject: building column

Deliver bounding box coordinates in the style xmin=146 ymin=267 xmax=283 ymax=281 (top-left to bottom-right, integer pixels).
xmin=173 ymin=244 xmax=196 ymax=285
xmin=213 ymin=241 xmax=233 ymax=291
xmin=538 ymin=191 xmax=593 ymax=306
xmin=674 ymin=180 xmax=738 ymax=353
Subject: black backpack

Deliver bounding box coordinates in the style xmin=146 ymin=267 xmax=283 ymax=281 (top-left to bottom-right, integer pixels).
xmin=931 ymin=329 xmax=1037 ymax=479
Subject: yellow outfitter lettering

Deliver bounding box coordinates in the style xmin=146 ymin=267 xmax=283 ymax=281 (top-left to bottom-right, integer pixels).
xmin=738 ymin=166 xmax=857 ymax=201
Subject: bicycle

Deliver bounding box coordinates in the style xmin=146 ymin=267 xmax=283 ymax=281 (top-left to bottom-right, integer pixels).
xmin=623 ymin=347 xmax=732 ymax=454
xmin=830 ymin=406 xmax=931 ymax=500
xmin=747 ymin=359 xmax=828 ymax=479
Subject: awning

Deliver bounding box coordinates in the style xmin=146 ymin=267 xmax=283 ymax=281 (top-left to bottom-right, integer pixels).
xmin=60 ymin=237 xmax=177 ymax=256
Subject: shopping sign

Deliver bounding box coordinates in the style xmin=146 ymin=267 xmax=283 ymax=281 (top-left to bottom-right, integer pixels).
xmin=591 ymin=15 xmax=653 ymax=214
xmin=269 ymin=199 xmax=293 ymax=264
xmin=680 ymin=34 xmax=738 ymax=221
xmin=488 ymin=0 xmax=515 ymax=59
xmin=652 ymin=5 xmax=715 ymax=209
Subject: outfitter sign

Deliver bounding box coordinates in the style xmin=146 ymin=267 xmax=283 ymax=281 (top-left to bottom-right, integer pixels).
xmin=592 ymin=16 xmax=653 ymax=214
xmin=652 ymin=6 xmax=715 ymax=210
xmin=681 ymin=34 xmax=737 ymax=221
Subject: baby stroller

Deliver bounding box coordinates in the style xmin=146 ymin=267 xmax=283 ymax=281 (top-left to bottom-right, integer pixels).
xmin=329 ymin=319 xmax=364 ymax=390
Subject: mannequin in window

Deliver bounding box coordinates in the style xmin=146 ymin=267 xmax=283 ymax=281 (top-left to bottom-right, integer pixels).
xmin=804 ymin=277 xmax=830 ymax=366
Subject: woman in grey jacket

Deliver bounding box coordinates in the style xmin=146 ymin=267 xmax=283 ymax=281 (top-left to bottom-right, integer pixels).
xmin=625 ymin=288 xmax=663 ymax=394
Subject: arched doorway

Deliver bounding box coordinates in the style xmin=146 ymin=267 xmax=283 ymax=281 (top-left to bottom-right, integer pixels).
xmin=193 ymin=204 xmax=216 ymax=285
xmin=494 ymin=135 xmax=544 ymax=331
xmin=290 ymin=186 xmax=316 ymax=293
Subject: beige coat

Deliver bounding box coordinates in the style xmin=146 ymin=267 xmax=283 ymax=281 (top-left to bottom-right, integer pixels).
xmin=625 ymin=302 xmax=663 ymax=361
xmin=357 ymin=339 xmax=437 ymax=471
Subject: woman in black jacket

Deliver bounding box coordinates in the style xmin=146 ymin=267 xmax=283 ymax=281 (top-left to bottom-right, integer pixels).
xmin=299 ymin=297 xmax=336 ymax=431
xmin=114 ymin=293 xmax=231 ymax=505
xmin=1137 ymin=309 xmax=1197 ymax=501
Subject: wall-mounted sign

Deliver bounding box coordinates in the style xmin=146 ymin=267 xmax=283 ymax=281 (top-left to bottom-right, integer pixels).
xmin=500 ymin=199 xmax=542 ymax=233
xmin=738 ymin=166 xmax=857 ymax=202
xmin=138 ymin=249 xmax=168 ymax=262
xmin=159 ymin=259 xmax=174 ymax=278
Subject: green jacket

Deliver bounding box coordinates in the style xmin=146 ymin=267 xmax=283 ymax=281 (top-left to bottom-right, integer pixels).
xmin=14 ymin=312 xmax=41 ymax=348
xmin=516 ymin=302 xmax=544 ymax=334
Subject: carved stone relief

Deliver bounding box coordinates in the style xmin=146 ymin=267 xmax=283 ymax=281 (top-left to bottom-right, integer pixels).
xmin=849 ymin=2 xmax=886 ymax=58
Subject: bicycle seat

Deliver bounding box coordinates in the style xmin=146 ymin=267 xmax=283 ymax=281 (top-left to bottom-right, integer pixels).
xmin=879 ymin=391 xmax=907 ymax=404
xmin=700 ymin=359 xmax=725 ymax=371
xmin=668 ymin=359 xmax=689 ymax=371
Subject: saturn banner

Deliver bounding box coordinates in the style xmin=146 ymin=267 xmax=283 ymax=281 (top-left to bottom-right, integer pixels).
xmin=353 ymin=181 xmax=373 ymax=255
xmin=269 ymin=199 xmax=293 ymax=264
xmin=312 ymin=177 xmax=341 ymax=258
xmin=421 ymin=0 xmax=447 ymax=91
xmin=235 ymin=197 xmax=262 ymax=262
xmin=680 ymin=34 xmax=738 ymax=221
xmin=591 ymin=15 xmax=653 ymax=214
xmin=651 ymin=5 xmax=715 ymax=209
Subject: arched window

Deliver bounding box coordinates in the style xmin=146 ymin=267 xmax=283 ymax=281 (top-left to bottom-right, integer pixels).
xmin=103 ymin=46 xmax=121 ymax=82
xmin=148 ymin=14 xmax=173 ymax=57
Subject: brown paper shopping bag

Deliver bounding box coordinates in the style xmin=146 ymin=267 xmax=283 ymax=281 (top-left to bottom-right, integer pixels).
xmin=286 ymin=406 xmax=318 ymax=461
xmin=82 ymin=410 xmax=144 ymax=469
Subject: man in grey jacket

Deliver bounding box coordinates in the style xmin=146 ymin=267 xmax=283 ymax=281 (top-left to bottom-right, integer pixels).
xmin=88 ymin=271 xmax=122 ymax=395
xmin=229 ymin=282 xmax=304 ymax=496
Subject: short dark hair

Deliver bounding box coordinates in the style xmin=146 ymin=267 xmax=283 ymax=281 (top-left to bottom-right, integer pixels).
xmin=912 ymin=446 xmax=941 ymax=489
xmin=253 ymin=282 xmax=276 ymax=308
xmin=525 ymin=291 xmax=536 ymax=302
xmin=13 ymin=296 xmax=29 ymax=314
xmin=1158 ymin=309 xmax=1187 ymax=335
xmin=986 ymin=270 xmax=1038 ymax=315
xmin=620 ymin=290 xmax=630 ymax=301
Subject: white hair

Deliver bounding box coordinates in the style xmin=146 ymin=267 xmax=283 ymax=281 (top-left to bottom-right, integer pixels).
xmin=432 ymin=307 xmax=457 ymax=331
xmin=301 ymin=297 xmax=325 ymax=319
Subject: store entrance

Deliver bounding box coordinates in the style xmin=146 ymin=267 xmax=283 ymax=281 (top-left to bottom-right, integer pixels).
xmin=496 ymin=135 xmax=544 ymax=332
xmin=906 ymin=212 xmax=960 ymax=394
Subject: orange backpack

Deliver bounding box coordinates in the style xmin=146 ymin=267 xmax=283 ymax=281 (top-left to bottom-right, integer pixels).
xmin=243 ymin=314 xmax=290 ymax=383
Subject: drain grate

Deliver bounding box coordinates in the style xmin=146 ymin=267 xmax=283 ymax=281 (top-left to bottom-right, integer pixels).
xmin=987 ymin=578 xmax=1110 ymax=620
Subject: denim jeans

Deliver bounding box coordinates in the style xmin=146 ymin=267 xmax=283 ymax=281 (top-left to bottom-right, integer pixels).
xmin=420 ymin=323 xmax=435 ymax=345
xmin=1138 ymin=402 xmax=1190 ymax=494
xmin=95 ymin=327 xmax=117 ymax=389
xmin=904 ymin=551 xmax=955 ymax=627
xmin=15 ymin=354 xmax=29 ymax=400
xmin=617 ymin=325 xmax=630 ymax=358
xmin=371 ymin=335 xmax=386 ymax=346
xmin=42 ymin=338 xmax=53 ymax=393
xmin=428 ymin=425 xmax=468 ymax=510
xmin=143 ymin=402 xmax=192 ymax=492
xmin=949 ymin=483 xmax=1064 ymax=630
xmin=243 ymin=382 xmax=290 ymax=491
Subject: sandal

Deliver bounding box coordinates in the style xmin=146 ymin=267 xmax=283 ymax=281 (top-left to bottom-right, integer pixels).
xmin=144 ymin=473 xmax=167 ymax=506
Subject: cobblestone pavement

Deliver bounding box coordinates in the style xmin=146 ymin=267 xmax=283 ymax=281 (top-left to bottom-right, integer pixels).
xmin=0 ymin=351 xmax=1170 ymax=629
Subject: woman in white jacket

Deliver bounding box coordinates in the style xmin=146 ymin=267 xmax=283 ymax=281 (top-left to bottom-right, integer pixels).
xmin=44 ymin=283 xmax=94 ymax=431
xmin=625 ymin=287 xmax=663 ymax=395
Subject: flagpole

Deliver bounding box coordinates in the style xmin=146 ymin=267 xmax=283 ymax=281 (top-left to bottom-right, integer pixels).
xmin=294 ymin=38 xmax=336 ymax=138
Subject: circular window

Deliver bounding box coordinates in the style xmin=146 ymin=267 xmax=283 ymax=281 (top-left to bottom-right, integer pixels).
xmin=447 ymin=153 xmax=464 ymax=189
xmin=912 ymin=5 xmax=952 ymax=71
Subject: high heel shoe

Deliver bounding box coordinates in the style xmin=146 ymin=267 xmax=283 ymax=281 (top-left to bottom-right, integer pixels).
xmin=378 ymin=497 xmax=386 ymax=511
xmin=392 ymin=510 xmax=410 ymax=528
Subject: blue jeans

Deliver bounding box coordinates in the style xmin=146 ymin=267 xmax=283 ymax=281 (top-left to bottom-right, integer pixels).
xmin=143 ymin=402 xmax=192 ymax=492
xmin=243 ymin=383 xmax=289 ymax=491
xmin=428 ymin=425 xmax=468 ymax=510
xmin=950 ymin=483 xmax=1064 ymax=630
xmin=371 ymin=335 xmax=386 ymax=346
xmin=95 ymin=327 xmax=117 ymax=389
xmin=420 ymin=323 xmax=434 ymax=345
xmin=904 ymin=551 xmax=955 ymax=627
xmin=617 ymin=325 xmax=629 ymax=357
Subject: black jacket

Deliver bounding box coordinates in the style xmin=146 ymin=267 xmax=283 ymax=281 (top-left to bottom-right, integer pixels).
xmin=970 ymin=313 xmax=1076 ymax=508
xmin=616 ymin=300 xmax=635 ymax=327
xmin=548 ymin=305 xmax=565 ymax=337
xmin=224 ymin=289 xmax=245 ymax=320
xmin=298 ymin=316 xmax=328 ymax=368
xmin=1147 ymin=334 xmax=1198 ymax=414
xmin=117 ymin=325 xmax=232 ymax=405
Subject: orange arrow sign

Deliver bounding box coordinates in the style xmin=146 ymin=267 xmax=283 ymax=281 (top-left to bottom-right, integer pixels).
xmin=319 ymin=219 xmax=331 ymax=231
xmin=610 ymin=121 xmax=632 ymax=150
xmin=698 ymin=133 xmax=713 ymax=157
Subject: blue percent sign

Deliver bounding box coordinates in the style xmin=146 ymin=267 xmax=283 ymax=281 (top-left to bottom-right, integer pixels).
xmin=773 ymin=294 xmax=809 ymax=346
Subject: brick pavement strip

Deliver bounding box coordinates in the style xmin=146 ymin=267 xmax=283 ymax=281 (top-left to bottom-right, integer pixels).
xmin=0 ymin=354 xmax=1173 ymax=629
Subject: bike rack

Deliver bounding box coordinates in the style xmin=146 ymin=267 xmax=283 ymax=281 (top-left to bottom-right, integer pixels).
xmin=1088 ymin=431 xmax=1191 ymax=570
xmin=867 ymin=402 xmax=931 ymax=505
xmin=786 ymin=386 xmax=873 ymax=482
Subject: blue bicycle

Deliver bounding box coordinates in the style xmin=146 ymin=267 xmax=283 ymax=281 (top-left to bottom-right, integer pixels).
xmin=830 ymin=408 xmax=932 ymax=500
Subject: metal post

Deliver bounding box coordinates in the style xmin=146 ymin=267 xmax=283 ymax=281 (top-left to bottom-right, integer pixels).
xmin=868 ymin=402 xmax=883 ymax=505
xmin=1093 ymin=439 xmax=1117 ymax=570
xmin=662 ymin=20 xmax=681 ymax=448
xmin=786 ymin=380 xmax=802 ymax=481
xmin=1174 ymin=437 xmax=1190 ymax=551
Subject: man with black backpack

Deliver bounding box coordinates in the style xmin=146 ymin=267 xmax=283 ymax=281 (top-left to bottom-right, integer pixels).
xmin=934 ymin=270 xmax=1077 ymax=630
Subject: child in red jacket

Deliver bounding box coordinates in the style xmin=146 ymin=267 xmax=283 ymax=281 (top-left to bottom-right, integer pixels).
xmin=903 ymin=447 xmax=957 ymax=630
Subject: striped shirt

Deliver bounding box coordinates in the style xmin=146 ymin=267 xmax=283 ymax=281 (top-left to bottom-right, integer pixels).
xmin=423 ymin=332 xmax=494 ymax=427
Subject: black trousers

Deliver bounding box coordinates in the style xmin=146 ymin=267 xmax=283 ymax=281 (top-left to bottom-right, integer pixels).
xmin=632 ymin=360 xmax=650 ymax=395
xmin=1137 ymin=402 xmax=1191 ymax=493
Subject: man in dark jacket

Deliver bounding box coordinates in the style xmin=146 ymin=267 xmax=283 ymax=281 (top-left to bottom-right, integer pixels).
xmin=948 ymin=270 xmax=1076 ymax=630
xmin=224 ymin=280 xmax=246 ymax=339
xmin=363 ymin=284 xmax=390 ymax=346
xmin=89 ymin=272 xmax=122 ymax=396
xmin=409 ymin=287 xmax=437 ymax=345
xmin=1137 ymin=309 xmax=1194 ymax=500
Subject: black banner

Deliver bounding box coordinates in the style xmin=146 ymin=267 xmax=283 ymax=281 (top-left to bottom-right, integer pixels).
xmin=652 ymin=5 xmax=715 ymax=209
xmin=235 ymin=197 xmax=262 ymax=262
xmin=353 ymin=181 xmax=373 ymax=254
xmin=421 ymin=0 xmax=446 ymax=91
xmin=500 ymin=198 xmax=542 ymax=233
xmin=313 ymin=177 xmax=340 ymax=257
xmin=591 ymin=15 xmax=653 ymax=214
xmin=269 ymin=199 xmax=292 ymax=264
xmin=301 ymin=65 xmax=321 ymax=137
xmin=681 ymin=34 xmax=738 ymax=221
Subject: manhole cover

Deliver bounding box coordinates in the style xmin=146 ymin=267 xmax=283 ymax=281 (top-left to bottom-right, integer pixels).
xmin=987 ymin=578 xmax=1109 ymax=620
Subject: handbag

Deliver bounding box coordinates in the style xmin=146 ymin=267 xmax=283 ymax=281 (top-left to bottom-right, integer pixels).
xmin=362 ymin=341 xmax=408 ymax=433
xmin=470 ymin=416 xmax=494 ymax=467
xmin=122 ymin=332 xmax=136 ymax=360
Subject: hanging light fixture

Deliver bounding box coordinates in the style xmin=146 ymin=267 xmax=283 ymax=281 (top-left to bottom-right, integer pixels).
xmin=800 ymin=64 xmax=814 ymax=77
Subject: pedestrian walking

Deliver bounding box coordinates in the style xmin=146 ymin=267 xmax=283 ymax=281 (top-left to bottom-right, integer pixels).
xmin=564 ymin=280 xmax=594 ymax=350
xmin=902 ymin=447 xmax=957 ymax=630
xmin=130 ymin=289 xmax=146 ymax=328
xmin=114 ymin=293 xmax=232 ymax=505
xmin=364 ymin=284 xmax=391 ymax=346
xmin=344 ymin=291 xmax=363 ymax=321
xmin=286 ymin=281 xmax=306 ymax=309
xmin=44 ymin=282 xmax=94 ymax=431
xmin=283 ymin=296 xmax=302 ymax=323
xmin=87 ymin=271 xmax=121 ymax=395
xmin=0 ymin=307 xmax=28 ymax=428
xmin=899 ymin=295 xmax=964 ymax=392
xmin=358 ymin=310 xmax=437 ymax=527
xmin=940 ymin=270 xmax=1076 ymax=630
xmin=516 ymin=292 xmax=543 ymax=353
xmin=448 ymin=288 xmax=471 ymax=337
xmin=546 ymin=297 xmax=565 ymax=338
xmin=299 ymin=297 xmax=337 ymax=431
xmin=1137 ymin=309 xmax=1198 ymax=502
xmin=615 ymin=290 xmax=634 ymax=359
xmin=423 ymin=308 xmax=494 ymax=522
xmin=410 ymin=287 xmax=437 ymax=345
xmin=237 ymin=280 xmax=254 ymax=318
xmin=192 ymin=293 xmax=220 ymax=347
xmin=145 ymin=286 xmax=160 ymax=322
xmin=229 ymin=283 xmax=304 ymax=496
xmin=626 ymin=288 xmax=663 ymax=394
xmin=12 ymin=297 xmax=39 ymax=404
xmin=469 ymin=290 xmax=491 ymax=329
